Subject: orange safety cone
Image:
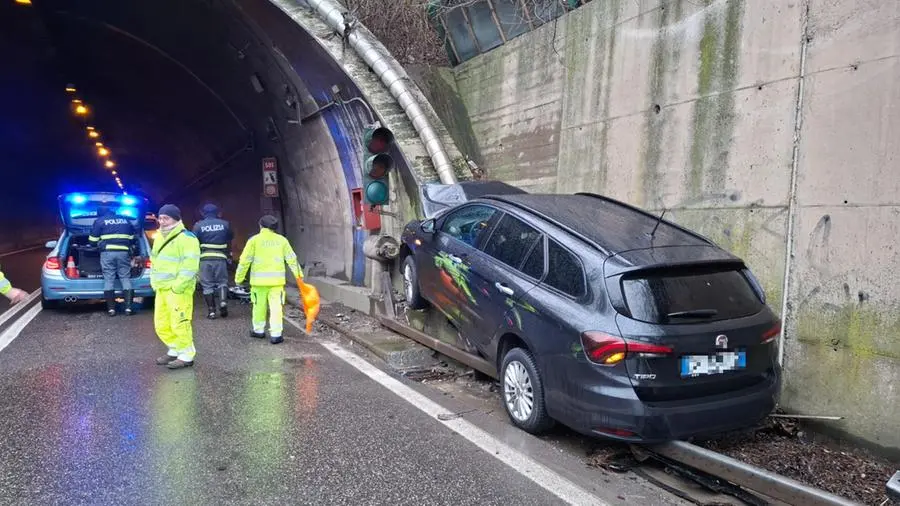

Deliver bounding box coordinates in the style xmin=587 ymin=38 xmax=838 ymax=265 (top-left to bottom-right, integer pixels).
xmin=65 ymin=256 xmax=79 ymax=278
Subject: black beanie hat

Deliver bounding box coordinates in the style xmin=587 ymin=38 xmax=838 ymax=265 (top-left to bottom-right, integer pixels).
xmin=259 ymin=215 xmax=278 ymax=230
xmin=159 ymin=204 xmax=182 ymax=221
xmin=201 ymin=203 xmax=219 ymax=217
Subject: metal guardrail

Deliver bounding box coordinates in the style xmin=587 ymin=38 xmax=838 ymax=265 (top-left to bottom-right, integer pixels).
xmin=887 ymin=471 xmax=900 ymax=501
xmin=650 ymin=441 xmax=863 ymax=506
xmin=377 ymin=315 xmax=497 ymax=378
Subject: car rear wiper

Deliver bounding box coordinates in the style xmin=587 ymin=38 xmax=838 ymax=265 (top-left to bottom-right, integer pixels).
xmin=667 ymin=309 xmax=718 ymax=318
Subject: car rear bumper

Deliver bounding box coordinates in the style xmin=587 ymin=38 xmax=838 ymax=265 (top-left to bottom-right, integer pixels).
xmin=550 ymin=367 xmax=781 ymax=443
xmin=41 ymin=272 xmax=155 ymax=301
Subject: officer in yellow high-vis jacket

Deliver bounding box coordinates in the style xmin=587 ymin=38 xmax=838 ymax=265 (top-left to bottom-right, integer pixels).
xmin=235 ymin=215 xmax=303 ymax=344
xmin=151 ymin=205 xmax=201 ymax=369
xmin=0 ymin=270 xmax=27 ymax=304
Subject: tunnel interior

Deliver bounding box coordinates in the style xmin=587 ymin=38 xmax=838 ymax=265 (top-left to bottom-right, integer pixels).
xmin=1 ymin=0 xmax=417 ymax=285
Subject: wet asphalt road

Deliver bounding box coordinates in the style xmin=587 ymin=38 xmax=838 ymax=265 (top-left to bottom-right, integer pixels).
xmin=0 ymin=248 xmax=45 ymax=311
xmin=0 ymin=296 xmax=568 ymax=505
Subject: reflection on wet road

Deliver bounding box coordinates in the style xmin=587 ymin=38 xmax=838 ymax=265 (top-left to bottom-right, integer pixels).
xmin=0 ymin=297 xmax=566 ymax=504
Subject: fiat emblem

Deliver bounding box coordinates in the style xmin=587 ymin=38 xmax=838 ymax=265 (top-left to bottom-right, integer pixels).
xmin=715 ymin=335 xmax=728 ymax=349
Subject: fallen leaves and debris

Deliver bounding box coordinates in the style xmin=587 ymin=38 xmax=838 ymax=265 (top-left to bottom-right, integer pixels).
xmin=697 ymin=417 xmax=898 ymax=506
xmin=400 ymin=362 xmax=459 ymax=383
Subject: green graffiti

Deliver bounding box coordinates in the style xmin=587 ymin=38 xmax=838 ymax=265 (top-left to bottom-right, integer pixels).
xmin=434 ymin=251 xmax=476 ymax=304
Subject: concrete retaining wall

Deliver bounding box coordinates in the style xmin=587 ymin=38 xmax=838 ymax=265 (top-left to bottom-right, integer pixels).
xmin=415 ymin=0 xmax=900 ymax=450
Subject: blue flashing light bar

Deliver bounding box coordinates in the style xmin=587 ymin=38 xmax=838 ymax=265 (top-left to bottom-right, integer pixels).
xmin=120 ymin=195 xmax=137 ymax=206
xmin=69 ymin=194 xmax=87 ymax=205
xmin=117 ymin=207 xmax=138 ymax=218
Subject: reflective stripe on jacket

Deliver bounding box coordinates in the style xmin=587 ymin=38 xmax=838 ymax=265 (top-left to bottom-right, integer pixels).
xmin=150 ymin=222 xmax=200 ymax=293
xmin=0 ymin=271 xmax=10 ymax=296
xmin=192 ymin=217 xmax=233 ymax=260
xmin=235 ymin=228 xmax=302 ymax=287
xmin=89 ymin=214 xmax=136 ymax=252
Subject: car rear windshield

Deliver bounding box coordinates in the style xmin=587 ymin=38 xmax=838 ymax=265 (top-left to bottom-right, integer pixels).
xmin=621 ymin=266 xmax=763 ymax=324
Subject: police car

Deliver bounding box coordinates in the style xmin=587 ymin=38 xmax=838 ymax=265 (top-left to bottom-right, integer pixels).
xmin=41 ymin=192 xmax=155 ymax=309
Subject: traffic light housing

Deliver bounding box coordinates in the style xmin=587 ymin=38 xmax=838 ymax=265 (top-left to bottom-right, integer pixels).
xmin=362 ymin=126 xmax=394 ymax=206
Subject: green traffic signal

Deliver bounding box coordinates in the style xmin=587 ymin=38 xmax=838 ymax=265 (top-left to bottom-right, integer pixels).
xmin=362 ymin=126 xmax=394 ymax=206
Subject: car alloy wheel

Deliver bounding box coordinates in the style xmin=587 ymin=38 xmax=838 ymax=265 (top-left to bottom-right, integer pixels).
xmin=504 ymin=360 xmax=534 ymax=422
xmin=403 ymin=263 xmax=414 ymax=301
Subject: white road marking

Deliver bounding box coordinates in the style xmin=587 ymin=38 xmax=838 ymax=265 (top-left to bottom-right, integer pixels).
xmin=0 ymin=289 xmax=41 ymax=329
xmin=0 ymin=302 xmax=42 ymax=354
xmin=287 ymin=319 xmax=606 ymax=506
xmin=0 ymin=242 xmax=53 ymax=258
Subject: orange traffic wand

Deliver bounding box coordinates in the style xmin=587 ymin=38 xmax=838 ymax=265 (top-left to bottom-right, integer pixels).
xmin=298 ymin=278 xmax=320 ymax=333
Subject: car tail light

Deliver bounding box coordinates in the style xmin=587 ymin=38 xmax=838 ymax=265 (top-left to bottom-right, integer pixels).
xmin=761 ymin=321 xmax=782 ymax=344
xmin=144 ymin=258 xmax=152 ymax=269
xmin=581 ymin=331 xmax=673 ymax=365
xmin=44 ymin=257 xmax=61 ymax=270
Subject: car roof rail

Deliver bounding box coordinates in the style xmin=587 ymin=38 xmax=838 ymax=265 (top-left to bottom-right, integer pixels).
xmin=481 ymin=195 xmax=612 ymax=256
xmin=573 ymin=192 xmax=716 ymax=246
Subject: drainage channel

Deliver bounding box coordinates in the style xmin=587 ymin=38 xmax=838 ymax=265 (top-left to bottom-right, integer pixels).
xmin=376 ymin=315 xmax=864 ymax=506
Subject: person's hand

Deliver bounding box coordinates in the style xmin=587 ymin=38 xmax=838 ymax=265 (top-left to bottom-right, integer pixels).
xmin=6 ymin=288 xmax=27 ymax=305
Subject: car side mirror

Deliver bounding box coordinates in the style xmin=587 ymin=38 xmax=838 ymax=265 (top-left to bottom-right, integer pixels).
xmin=45 ymin=241 xmax=58 ymax=250
xmin=420 ymin=219 xmax=436 ymax=238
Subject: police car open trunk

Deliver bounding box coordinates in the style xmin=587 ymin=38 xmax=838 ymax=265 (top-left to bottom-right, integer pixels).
xmin=58 ymin=193 xmax=149 ymax=279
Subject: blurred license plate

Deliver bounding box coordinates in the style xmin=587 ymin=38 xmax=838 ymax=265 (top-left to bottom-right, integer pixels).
xmin=680 ymin=350 xmax=746 ymax=377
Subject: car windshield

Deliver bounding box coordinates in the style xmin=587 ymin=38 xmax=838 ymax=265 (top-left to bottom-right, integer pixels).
xmin=621 ymin=266 xmax=763 ymax=324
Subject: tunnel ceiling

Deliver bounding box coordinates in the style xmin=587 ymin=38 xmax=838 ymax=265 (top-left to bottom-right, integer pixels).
xmin=1 ymin=0 xmax=262 ymax=207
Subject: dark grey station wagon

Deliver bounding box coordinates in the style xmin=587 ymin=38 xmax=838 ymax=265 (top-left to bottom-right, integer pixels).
xmin=400 ymin=192 xmax=781 ymax=442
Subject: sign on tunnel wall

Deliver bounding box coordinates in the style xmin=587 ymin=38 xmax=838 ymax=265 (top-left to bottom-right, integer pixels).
xmin=262 ymin=157 xmax=279 ymax=198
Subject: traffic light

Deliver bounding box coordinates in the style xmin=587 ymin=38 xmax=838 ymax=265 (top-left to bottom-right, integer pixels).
xmin=362 ymin=125 xmax=394 ymax=206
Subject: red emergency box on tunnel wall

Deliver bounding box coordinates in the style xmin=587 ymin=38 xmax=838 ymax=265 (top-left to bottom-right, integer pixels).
xmin=352 ymin=188 xmax=381 ymax=231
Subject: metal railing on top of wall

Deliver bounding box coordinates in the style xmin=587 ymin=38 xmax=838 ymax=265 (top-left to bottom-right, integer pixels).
xmin=428 ymin=0 xmax=589 ymax=66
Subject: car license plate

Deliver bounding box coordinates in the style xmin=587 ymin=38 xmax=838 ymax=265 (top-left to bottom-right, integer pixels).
xmin=680 ymin=350 xmax=746 ymax=377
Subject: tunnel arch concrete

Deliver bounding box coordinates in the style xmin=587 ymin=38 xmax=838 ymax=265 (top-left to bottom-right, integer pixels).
xmin=13 ymin=0 xmax=468 ymax=288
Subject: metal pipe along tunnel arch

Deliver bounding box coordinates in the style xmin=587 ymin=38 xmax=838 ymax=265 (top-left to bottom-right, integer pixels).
xmin=7 ymin=0 xmax=458 ymax=287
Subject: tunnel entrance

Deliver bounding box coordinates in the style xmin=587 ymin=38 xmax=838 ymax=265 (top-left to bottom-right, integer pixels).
xmin=1 ymin=0 xmax=448 ymax=288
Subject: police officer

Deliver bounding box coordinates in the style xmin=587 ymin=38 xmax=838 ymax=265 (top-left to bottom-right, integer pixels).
xmin=151 ymin=204 xmax=201 ymax=369
xmin=193 ymin=203 xmax=233 ymax=320
xmin=90 ymin=204 xmax=138 ymax=316
xmin=235 ymin=215 xmax=303 ymax=344
xmin=0 ymin=269 xmax=27 ymax=304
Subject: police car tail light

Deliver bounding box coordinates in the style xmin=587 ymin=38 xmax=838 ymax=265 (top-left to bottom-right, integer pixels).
xmin=581 ymin=332 xmax=673 ymax=366
xmin=45 ymin=257 xmax=62 ymax=270
xmin=761 ymin=321 xmax=781 ymax=345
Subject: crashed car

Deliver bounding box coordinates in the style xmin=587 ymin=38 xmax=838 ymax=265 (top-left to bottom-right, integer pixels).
xmin=400 ymin=189 xmax=782 ymax=442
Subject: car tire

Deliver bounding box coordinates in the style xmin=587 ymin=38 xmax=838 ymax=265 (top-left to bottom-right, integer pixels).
xmin=40 ymin=297 xmax=59 ymax=310
xmin=402 ymin=256 xmax=428 ymax=310
xmin=501 ymin=347 xmax=555 ymax=434
xmin=142 ymin=296 xmax=155 ymax=309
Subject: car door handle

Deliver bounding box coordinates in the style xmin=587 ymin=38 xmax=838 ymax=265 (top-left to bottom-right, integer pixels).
xmin=448 ymin=254 xmax=464 ymax=263
xmin=495 ymin=282 xmax=514 ymax=296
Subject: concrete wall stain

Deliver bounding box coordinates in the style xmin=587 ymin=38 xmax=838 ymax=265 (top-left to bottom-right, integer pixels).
xmin=686 ymin=0 xmax=743 ymax=201
xmin=595 ymin=1 xmax=621 ymax=192
xmin=641 ymin=4 xmax=672 ymax=209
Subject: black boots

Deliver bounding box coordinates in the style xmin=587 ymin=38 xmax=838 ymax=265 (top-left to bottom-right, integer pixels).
xmin=218 ymin=286 xmax=229 ymax=318
xmin=104 ymin=290 xmax=116 ymax=316
xmin=205 ymin=294 xmax=217 ymax=319
xmin=124 ymin=290 xmax=134 ymax=316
